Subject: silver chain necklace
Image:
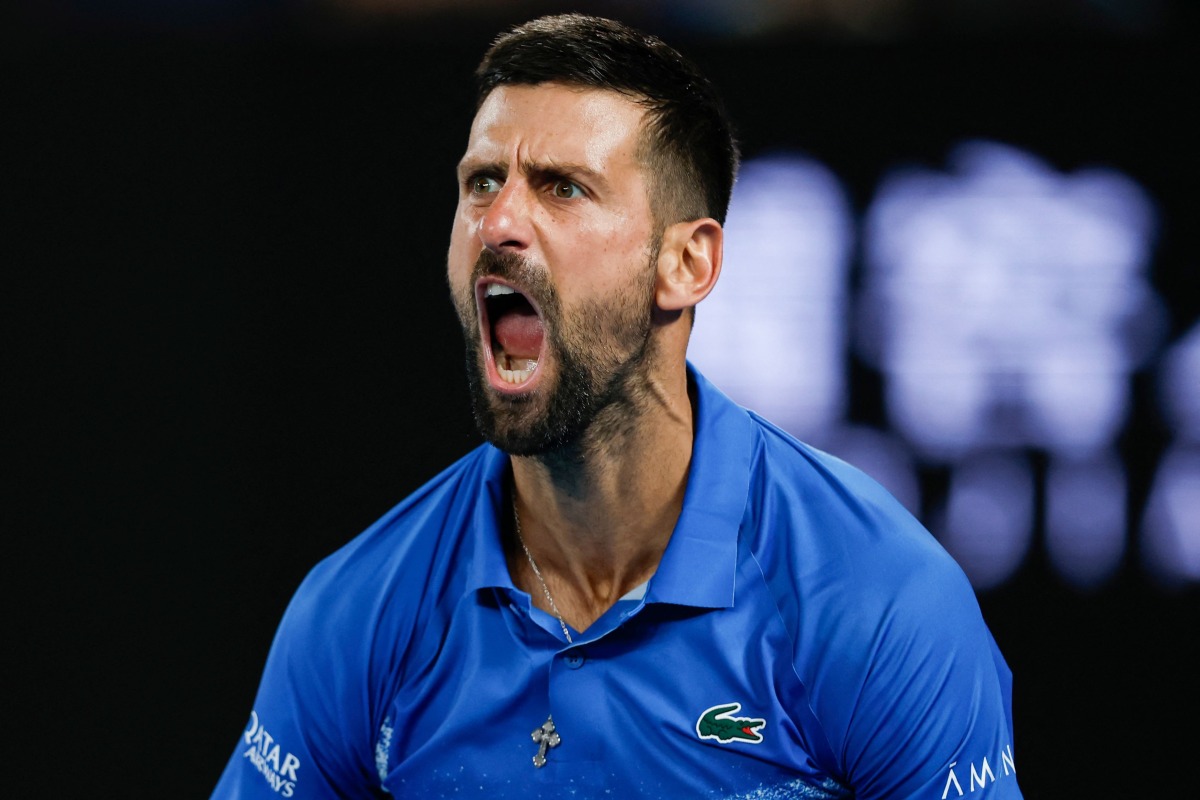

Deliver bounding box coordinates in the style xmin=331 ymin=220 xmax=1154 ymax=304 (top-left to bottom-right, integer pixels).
xmin=513 ymin=503 xmax=573 ymax=644
xmin=513 ymin=502 xmax=570 ymax=769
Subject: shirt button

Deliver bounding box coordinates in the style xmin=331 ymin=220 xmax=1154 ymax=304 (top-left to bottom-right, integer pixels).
xmin=563 ymin=651 xmax=586 ymax=669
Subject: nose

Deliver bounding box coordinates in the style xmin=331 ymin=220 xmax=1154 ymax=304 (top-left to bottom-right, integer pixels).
xmin=478 ymin=180 xmax=533 ymax=254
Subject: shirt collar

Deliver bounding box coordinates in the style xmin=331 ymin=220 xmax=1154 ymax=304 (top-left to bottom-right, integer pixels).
xmin=646 ymin=363 xmax=753 ymax=609
xmin=463 ymin=363 xmax=754 ymax=610
xmin=463 ymin=447 xmax=516 ymax=595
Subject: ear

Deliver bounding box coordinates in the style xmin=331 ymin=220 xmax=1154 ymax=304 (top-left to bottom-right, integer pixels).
xmin=655 ymin=218 xmax=723 ymax=312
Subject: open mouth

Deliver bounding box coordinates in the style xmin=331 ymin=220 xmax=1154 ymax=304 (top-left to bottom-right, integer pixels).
xmin=478 ymin=280 xmax=545 ymax=388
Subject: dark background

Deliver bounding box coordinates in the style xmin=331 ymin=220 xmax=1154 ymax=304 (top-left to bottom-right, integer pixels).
xmin=6 ymin=1 xmax=1198 ymax=796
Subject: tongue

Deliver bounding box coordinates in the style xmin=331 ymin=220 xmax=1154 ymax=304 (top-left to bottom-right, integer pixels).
xmin=493 ymin=307 xmax=544 ymax=358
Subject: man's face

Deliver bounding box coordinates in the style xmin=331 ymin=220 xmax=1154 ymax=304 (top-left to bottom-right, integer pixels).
xmin=447 ymin=83 xmax=661 ymax=455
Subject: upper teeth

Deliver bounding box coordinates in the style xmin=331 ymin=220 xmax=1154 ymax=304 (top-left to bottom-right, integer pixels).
xmin=485 ymin=284 xmax=516 ymax=297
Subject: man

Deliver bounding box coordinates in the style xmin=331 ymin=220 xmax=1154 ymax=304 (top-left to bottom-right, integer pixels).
xmin=214 ymin=14 xmax=1022 ymax=799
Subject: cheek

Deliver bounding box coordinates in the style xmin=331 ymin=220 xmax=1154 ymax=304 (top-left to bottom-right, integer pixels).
xmin=446 ymin=237 xmax=478 ymax=322
xmin=448 ymin=279 xmax=475 ymax=329
xmin=447 ymin=218 xmax=477 ymax=279
xmin=580 ymin=242 xmax=654 ymax=297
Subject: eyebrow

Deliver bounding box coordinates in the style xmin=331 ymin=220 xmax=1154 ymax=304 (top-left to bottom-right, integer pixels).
xmin=456 ymin=156 xmax=499 ymax=181
xmin=457 ymin=156 xmax=611 ymax=193
xmin=527 ymin=158 xmax=608 ymax=191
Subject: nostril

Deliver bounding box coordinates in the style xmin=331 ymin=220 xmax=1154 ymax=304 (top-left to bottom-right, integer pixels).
xmin=480 ymin=237 xmax=523 ymax=253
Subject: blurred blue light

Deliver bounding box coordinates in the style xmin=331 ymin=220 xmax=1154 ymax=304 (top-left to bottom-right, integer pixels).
xmin=689 ymin=154 xmax=854 ymax=439
xmin=935 ymin=452 xmax=1034 ymax=589
xmin=857 ymin=140 xmax=1162 ymax=459
xmin=1140 ymin=323 xmax=1200 ymax=588
xmin=1158 ymin=322 xmax=1200 ymax=441
xmin=689 ymin=143 xmax=1177 ymax=590
xmin=1045 ymin=453 xmax=1126 ymax=589
xmin=1141 ymin=445 xmax=1200 ymax=586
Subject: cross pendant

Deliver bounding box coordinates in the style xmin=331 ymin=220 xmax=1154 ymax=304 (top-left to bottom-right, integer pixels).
xmin=530 ymin=715 xmax=561 ymax=768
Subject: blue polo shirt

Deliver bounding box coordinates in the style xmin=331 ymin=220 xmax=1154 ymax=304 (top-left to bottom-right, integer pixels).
xmin=213 ymin=366 xmax=1021 ymax=799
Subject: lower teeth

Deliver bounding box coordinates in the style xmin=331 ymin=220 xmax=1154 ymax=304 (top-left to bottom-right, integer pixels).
xmin=497 ymin=358 xmax=537 ymax=384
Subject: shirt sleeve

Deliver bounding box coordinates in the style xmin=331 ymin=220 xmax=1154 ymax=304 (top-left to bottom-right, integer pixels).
xmin=825 ymin=563 xmax=1023 ymax=800
xmin=210 ymin=570 xmax=387 ymax=800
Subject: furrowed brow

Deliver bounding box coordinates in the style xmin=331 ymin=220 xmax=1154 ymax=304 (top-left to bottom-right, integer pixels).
xmin=457 ymin=157 xmax=506 ymax=181
xmin=523 ymin=159 xmax=609 ymax=192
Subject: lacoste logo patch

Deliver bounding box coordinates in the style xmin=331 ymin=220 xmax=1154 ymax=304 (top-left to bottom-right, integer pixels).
xmin=695 ymin=702 xmax=766 ymax=744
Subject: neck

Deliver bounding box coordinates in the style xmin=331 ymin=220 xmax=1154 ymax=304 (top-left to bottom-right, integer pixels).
xmin=508 ymin=362 xmax=694 ymax=632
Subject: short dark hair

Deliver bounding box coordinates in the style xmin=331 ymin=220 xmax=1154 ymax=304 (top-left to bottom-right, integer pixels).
xmin=474 ymin=13 xmax=740 ymax=227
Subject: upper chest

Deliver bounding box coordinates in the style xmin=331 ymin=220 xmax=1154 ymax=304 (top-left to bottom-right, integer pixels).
xmin=375 ymin=567 xmax=846 ymax=799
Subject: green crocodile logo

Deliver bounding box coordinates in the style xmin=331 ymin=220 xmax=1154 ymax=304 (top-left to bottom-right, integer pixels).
xmin=695 ymin=702 xmax=766 ymax=744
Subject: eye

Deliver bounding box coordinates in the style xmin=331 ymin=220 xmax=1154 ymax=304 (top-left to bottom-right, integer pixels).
xmin=471 ymin=175 xmax=500 ymax=194
xmin=551 ymin=179 xmax=583 ymax=199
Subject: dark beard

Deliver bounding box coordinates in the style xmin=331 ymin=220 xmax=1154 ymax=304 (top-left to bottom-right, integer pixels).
xmin=456 ymin=249 xmax=657 ymax=457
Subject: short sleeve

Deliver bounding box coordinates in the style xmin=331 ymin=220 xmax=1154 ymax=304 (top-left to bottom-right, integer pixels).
xmin=834 ymin=566 xmax=1023 ymax=799
xmin=210 ymin=571 xmax=386 ymax=799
